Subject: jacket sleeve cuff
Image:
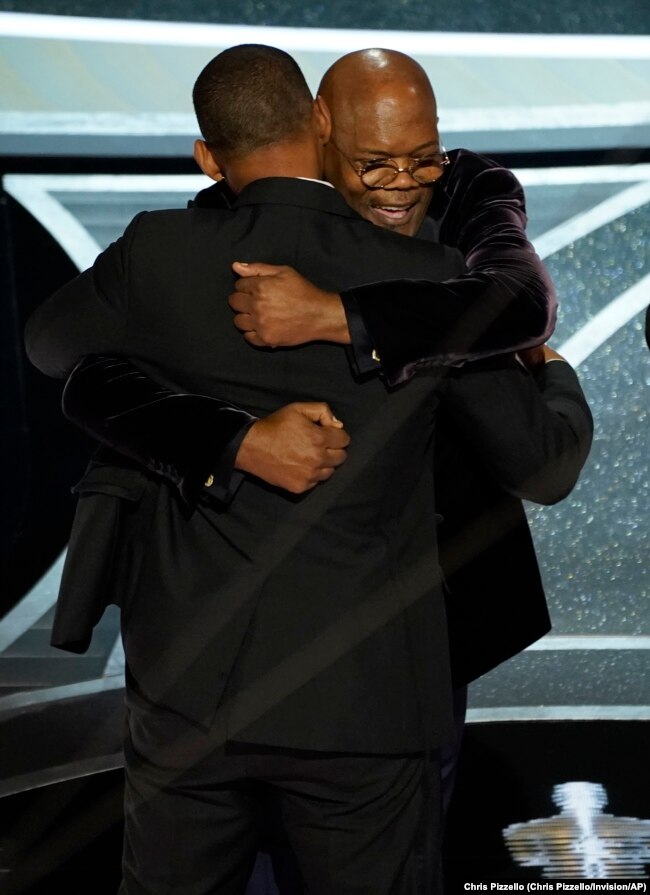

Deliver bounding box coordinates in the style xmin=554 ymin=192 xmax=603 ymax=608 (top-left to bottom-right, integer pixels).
xmin=340 ymin=288 xmax=383 ymax=377
xmin=62 ymin=355 xmax=258 ymax=511
xmin=201 ymin=417 xmax=257 ymax=504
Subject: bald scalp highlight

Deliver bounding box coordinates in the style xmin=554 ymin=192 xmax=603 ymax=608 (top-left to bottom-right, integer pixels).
xmin=318 ymin=48 xmax=436 ymax=113
xmin=193 ymin=44 xmax=314 ymax=157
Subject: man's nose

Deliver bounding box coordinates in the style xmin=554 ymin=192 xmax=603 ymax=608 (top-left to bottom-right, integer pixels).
xmin=383 ymin=171 xmax=420 ymax=189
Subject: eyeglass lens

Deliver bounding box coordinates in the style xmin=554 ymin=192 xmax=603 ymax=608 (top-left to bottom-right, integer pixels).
xmin=361 ymin=155 xmax=447 ymax=188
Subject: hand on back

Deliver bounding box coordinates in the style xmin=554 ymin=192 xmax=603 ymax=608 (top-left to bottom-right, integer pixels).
xmin=518 ymin=344 xmax=566 ymax=371
xmin=235 ymin=402 xmax=350 ymax=494
xmin=229 ymin=262 xmax=350 ymax=347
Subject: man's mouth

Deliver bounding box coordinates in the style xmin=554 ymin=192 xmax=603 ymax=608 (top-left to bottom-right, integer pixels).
xmin=369 ymin=202 xmax=417 ymax=223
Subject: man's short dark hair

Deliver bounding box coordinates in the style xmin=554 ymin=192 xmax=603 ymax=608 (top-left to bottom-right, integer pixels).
xmin=193 ymin=44 xmax=314 ymax=156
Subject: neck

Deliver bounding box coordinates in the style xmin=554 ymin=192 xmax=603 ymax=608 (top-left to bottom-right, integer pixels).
xmin=224 ymin=139 xmax=323 ymax=193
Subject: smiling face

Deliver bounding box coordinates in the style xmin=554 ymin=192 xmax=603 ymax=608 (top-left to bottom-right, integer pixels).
xmin=321 ymin=52 xmax=442 ymax=237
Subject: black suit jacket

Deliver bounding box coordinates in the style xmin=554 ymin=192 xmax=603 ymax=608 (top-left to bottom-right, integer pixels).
xmin=26 ymin=177 xmax=475 ymax=752
xmin=26 ymin=178 xmax=592 ymax=751
xmin=57 ymin=153 xmax=593 ymax=689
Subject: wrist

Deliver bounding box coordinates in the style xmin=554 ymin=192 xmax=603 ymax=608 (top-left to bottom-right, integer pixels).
xmin=233 ymin=421 xmax=259 ymax=474
xmin=320 ymin=293 xmax=351 ymax=344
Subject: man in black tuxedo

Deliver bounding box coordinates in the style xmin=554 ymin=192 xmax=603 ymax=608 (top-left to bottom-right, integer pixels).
xmin=25 ymin=46 xmax=591 ymax=894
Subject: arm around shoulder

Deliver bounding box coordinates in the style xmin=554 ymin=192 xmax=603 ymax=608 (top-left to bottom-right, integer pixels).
xmin=442 ymin=354 xmax=593 ymax=505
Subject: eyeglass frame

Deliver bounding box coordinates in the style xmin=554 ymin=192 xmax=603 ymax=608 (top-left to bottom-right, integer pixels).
xmin=328 ymin=137 xmax=450 ymax=189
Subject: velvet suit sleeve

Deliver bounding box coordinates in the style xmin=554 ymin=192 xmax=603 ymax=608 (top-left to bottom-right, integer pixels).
xmin=342 ymin=150 xmax=557 ymax=386
xmin=25 ymin=209 xmax=256 ymax=508
xmin=62 ymin=356 xmax=257 ymax=508
xmin=440 ymin=357 xmax=593 ymax=505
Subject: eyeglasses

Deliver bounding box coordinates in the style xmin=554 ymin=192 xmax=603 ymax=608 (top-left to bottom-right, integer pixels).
xmin=329 ymin=137 xmax=449 ymax=189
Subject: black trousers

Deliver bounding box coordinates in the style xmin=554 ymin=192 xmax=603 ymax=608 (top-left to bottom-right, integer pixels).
xmin=119 ymin=696 xmax=444 ymax=895
xmin=244 ymin=686 xmax=468 ymax=895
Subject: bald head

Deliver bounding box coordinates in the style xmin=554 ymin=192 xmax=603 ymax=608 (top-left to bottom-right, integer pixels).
xmin=319 ymin=48 xmax=436 ymax=116
xmin=318 ymin=49 xmax=443 ymax=237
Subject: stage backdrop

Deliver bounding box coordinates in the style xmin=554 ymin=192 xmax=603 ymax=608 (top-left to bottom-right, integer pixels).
xmin=1 ymin=3 xmax=649 ymax=887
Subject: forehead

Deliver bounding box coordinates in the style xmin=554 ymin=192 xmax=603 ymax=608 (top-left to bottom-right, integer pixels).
xmin=335 ymin=83 xmax=439 ymax=155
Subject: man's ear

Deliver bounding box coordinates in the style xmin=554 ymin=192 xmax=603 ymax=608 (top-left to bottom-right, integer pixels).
xmin=313 ymin=95 xmax=332 ymax=145
xmin=193 ymin=139 xmax=224 ymax=182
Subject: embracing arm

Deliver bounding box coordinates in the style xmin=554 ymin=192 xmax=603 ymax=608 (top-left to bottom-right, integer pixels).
xmin=345 ymin=150 xmax=557 ymax=384
xmin=62 ymin=356 xmax=350 ymax=508
xmin=25 ymin=204 xmax=349 ymax=508
xmin=441 ymin=349 xmax=593 ymax=505
xmin=228 ymin=150 xmax=556 ymax=385
xmin=62 ymin=356 xmax=257 ymax=506
xmin=22 ymin=215 xmax=249 ymax=505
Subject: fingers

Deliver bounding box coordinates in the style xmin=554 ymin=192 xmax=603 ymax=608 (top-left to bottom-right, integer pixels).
xmin=321 ymin=427 xmax=350 ymax=450
xmin=319 ymin=413 xmax=344 ymax=430
xmin=228 ymin=290 xmax=251 ymax=311
xmin=293 ymin=402 xmax=344 ymax=428
xmin=232 ymin=261 xmax=286 ymax=278
xmin=230 ymin=280 xmax=264 ymax=307
xmin=324 ymin=448 xmax=348 ymax=468
xmin=229 ymin=293 xmax=265 ymax=339
xmin=236 ymin=401 xmax=349 ymax=493
xmin=236 ymin=318 xmax=269 ymax=345
xmin=542 ymin=345 xmax=566 ymax=363
xmin=286 ymin=402 xmax=349 ymax=486
xmin=232 ymin=312 xmax=253 ymax=331
xmin=228 ymin=283 xmax=271 ymax=341
xmin=314 ymin=466 xmax=336 ymax=484
xmin=243 ymin=330 xmax=268 ymax=347
xmin=229 ymin=265 xmax=324 ymax=348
